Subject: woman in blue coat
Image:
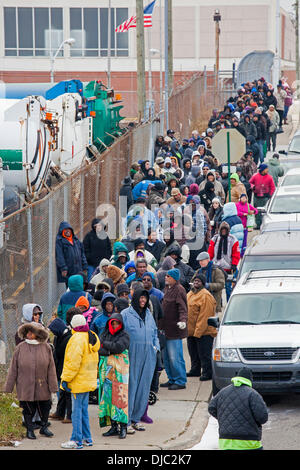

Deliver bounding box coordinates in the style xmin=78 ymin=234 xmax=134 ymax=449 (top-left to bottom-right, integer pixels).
xmin=222 ymin=203 xmax=244 ymax=251
xmin=121 ymin=289 xmax=160 ymax=433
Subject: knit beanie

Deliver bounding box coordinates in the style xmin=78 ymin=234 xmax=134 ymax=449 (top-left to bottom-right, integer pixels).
xmin=193 ymin=273 xmax=207 ymax=286
xmin=116 ymin=283 xmax=130 ymax=296
xmin=48 ymin=317 xmax=67 ymax=337
xmin=71 ymin=314 xmax=87 ymax=329
xmin=167 ymin=268 xmax=180 ymax=281
xmin=259 ymin=164 xmax=268 ymax=173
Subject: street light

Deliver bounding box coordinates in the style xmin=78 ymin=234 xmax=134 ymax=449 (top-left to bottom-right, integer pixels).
xmin=213 ymin=9 xmax=221 ymax=94
xmin=50 ymin=38 xmax=76 ymax=84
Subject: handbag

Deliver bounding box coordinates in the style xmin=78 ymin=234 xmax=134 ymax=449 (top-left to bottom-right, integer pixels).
xmin=246 ymin=203 xmax=255 ymax=231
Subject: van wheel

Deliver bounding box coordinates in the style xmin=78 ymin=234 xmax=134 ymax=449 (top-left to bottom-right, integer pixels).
xmin=212 ymin=378 xmax=220 ymax=396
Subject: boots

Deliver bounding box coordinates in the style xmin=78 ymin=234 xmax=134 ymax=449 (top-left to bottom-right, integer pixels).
xmin=39 ymin=422 xmax=54 ymax=437
xmin=140 ymin=404 xmax=153 ymax=424
xmin=102 ymin=419 xmax=119 ymax=437
xmin=23 ymin=414 xmax=36 ymax=440
xmin=119 ymin=423 xmax=127 ymax=439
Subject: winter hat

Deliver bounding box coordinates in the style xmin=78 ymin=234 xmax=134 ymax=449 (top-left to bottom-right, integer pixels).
xmin=124 ymin=260 xmax=136 ymax=274
xmin=239 ymin=193 xmax=248 ymax=200
xmin=237 ymin=367 xmax=253 ymax=382
xmin=116 ymin=283 xmax=130 ymax=296
xmin=142 ymin=271 xmax=155 ymax=281
xmin=212 ymin=196 xmax=222 ymax=205
xmin=196 ymin=251 xmax=210 ymax=261
xmin=107 ymin=265 xmax=126 ymax=285
xmin=114 ymin=298 xmax=129 ymax=313
xmin=167 ymin=268 xmax=180 ymax=281
xmin=122 ymin=176 xmax=132 ymax=185
xmin=71 ymin=314 xmax=87 ymax=329
xmin=259 ymin=163 xmax=268 ymax=173
xmin=48 ymin=318 xmax=68 ymax=337
xmin=193 ymin=273 xmax=207 ymax=286
xmin=156 ymin=156 xmax=165 ymax=164
xmin=75 ymin=296 xmax=90 ymax=311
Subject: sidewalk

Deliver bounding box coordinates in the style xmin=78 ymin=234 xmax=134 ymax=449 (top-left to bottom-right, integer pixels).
xmin=2 ymin=339 xmax=212 ymax=451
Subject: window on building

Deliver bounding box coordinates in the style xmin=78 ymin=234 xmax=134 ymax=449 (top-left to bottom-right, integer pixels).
xmin=70 ymin=7 xmax=129 ymax=57
xmin=4 ymin=7 xmax=63 ymax=57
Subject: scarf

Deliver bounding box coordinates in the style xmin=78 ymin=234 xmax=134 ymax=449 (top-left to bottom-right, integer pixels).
xmin=199 ymin=261 xmax=213 ymax=283
xmin=25 ymin=339 xmax=39 ymax=345
xmin=217 ymin=234 xmax=228 ymax=260
xmin=108 ymin=319 xmax=122 ymax=336
xmin=62 ymin=229 xmax=73 ymax=245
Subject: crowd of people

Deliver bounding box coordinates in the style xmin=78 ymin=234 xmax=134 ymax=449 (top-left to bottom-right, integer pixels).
xmin=3 ymin=75 xmax=291 ymax=451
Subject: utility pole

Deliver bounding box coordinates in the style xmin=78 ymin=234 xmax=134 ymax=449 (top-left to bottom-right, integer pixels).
xmin=168 ymin=0 xmax=173 ymax=94
xmin=213 ymin=9 xmax=221 ymax=95
xmin=136 ymin=0 xmax=146 ymax=121
xmin=107 ymin=0 xmax=112 ymax=89
xmin=296 ymin=0 xmax=300 ymax=99
xmin=273 ymin=0 xmax=281 ymax=87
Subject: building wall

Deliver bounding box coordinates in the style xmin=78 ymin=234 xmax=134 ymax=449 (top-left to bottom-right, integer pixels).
xmin=0 ymin=0 xmax=296 ymax=117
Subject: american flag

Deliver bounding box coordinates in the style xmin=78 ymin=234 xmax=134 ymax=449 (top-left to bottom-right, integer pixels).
xmin=115 ymin=0 xmax=157 ymax=33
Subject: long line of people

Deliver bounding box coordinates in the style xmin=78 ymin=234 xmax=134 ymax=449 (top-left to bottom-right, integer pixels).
xmin=3 ymin=75 xmax=289 ymax=449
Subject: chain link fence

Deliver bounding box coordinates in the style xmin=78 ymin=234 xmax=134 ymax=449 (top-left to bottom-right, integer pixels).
xmin=0 ymin=72 xmax=225 ymax=381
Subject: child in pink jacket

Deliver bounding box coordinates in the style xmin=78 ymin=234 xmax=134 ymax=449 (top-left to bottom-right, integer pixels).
xmin=236 ymin=194 xmax=258 ymax=257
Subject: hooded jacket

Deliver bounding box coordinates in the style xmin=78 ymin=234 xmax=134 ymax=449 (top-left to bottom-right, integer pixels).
xmin=111 ymin=241 xmax=130 ymax=268
xmin=90 ymin=292 xmax=116 ymax=338
xmin=55 ymin=221 xmax=88 ymax=283
xmin=267 ymin=157 xmax=284 ymax=186
xmin=57 ymin=274 xmax=92 ymax=322
xmin=83 ymin=219 xmax=112 ymax=268
xmin=48 ymin=318 xmax=72 ymax=380
xmin=99 ymin=313 xmax=130 ymax=356
xmin=246 ymin=135 xmax=260 ymax=164
xmin=208 ymin=376 xmax=268 ymax=445
xmin=60 ymin=325 xmax=100 ymax=394
xmin=222 ymin=203 xmax=245 ymax=250
xmin=208 ymin=221 xmax=240 ymax=271
xmin=227 ymin=173 xmax=247 ymax=203
xmin=162 ymin=281 xmax=188 ymax=340
xmin=120 ymin=176 xmax=134 ymax=210
xmin=90 ymin=258 xmax=111 ymax=286
xmin=5 ymin=322 xmax=58 ymax=401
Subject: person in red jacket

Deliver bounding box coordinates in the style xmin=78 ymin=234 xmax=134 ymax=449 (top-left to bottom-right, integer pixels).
xmin=249 ymin=164 xmax=275 ymax=229
xmin=207 ymin=222 xmax=240 ymax=301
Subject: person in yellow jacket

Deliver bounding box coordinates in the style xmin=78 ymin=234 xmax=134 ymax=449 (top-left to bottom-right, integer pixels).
xmin=187 ymin=274 xmax=217 ymax=381
xmin=60 ymin=314 xmax=100 ymax=449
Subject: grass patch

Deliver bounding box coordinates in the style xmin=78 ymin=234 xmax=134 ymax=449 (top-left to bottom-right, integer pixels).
xmin=0 ymin=393 xmax=25 ymax=445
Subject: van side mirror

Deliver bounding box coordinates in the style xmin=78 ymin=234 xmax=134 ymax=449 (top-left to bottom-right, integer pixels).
xmin=257 ymin=207 xmax=266 ymax=213
xmin=208 ymin=317 xmax=220 ymax=329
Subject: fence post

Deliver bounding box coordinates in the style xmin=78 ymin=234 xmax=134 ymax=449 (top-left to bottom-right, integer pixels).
xmin=80 ymin=171 xmax=84 ymax=240
xmin=63 ymin=183 xmax=69 ymax=221
xmin=27 ymin=207 xmax=34 ymax=301
xmin=0 ymin=287 xmax=8 ymax=364
xmin=48 ymin=196 xmax=53 ymax=314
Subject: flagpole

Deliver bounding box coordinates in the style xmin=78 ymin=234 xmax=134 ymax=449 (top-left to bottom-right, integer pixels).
xmin=148 ymin=27 xmax=153 ymax=118
xmin=136 ymin=0 xmax=146 ymax=121
xmin=107 ymin=0 xmax=112 ymax=88
xmin=164 ymin=0 xmax=169 ymax=131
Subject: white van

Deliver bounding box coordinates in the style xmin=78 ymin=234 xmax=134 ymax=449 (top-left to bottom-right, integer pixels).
xmin=210 ymin=270 xmax=300 ymax=395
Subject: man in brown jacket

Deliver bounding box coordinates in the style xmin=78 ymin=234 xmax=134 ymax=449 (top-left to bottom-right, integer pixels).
xmin=193 ymin=252 xmax=225 ymax=313
xmin=160 ymin=268 xmax=188 ymax=390
xmin=5 ymin=322 xmax=58 ymax=439
xmin=187 ymin=274 xmax=217 ymax=381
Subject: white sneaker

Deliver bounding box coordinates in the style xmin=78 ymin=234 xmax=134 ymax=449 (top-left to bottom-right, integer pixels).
xmin=126 ymin=425 xmax=136 ymax=434
xmin=61 ymin=440 xmax=83 ymax=449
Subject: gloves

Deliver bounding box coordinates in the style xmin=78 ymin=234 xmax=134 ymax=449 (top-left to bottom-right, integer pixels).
xmin=61 ymin=381 xmax=71 ymax=393
xmin=177 ymin=322 xmax=186 ymax=330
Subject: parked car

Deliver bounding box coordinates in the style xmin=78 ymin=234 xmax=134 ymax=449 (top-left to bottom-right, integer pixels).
xmin=209 ymin=270 xmax=300 ymax=396
xmin=279 ymin=167 xmax=300 ymax=187
xmin=259 ymin=185 xmax=300 ymax=231
xmin=238 ymin=230 xmax=300 ymax=280
xmin=278 ymin=130 xmax=300 ymax=173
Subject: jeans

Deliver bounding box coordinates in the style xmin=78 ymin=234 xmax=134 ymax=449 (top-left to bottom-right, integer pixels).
xmin=257 ymin=140 xmax=264 ymax=163
xmin=70 ymin=392 xmax=92 ymax=445
xmin=267 ymin=132 xmax=277 ymax=152
xmin=225 ymin=269 xmax=238 ymax=302
xmin=163 ymin=339 xmax=187 ymax=386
